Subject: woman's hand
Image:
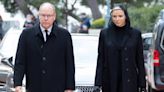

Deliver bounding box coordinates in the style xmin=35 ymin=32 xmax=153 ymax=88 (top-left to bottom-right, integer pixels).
xmin=15 ymin=86 xmax=22 ymax=92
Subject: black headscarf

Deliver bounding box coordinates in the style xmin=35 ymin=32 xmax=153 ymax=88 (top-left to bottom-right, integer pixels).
xmin=107 ymin=5 xmax=132 ymax=49
xmin=108 ymin=5 xmax=131 ymax=30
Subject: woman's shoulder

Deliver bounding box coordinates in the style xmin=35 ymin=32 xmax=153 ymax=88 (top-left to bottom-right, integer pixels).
xmin=130 ymin=27 xmax=141 ymax=34
xmin=101 ymin=27 xmax=108 ymax=31
xmin=128 ymin=28 xmax=142 ymax=39
xmin=100 ymin=28 xmax=110 ymax=35
xmin=100 ymin=27 xmax=113 ymax=33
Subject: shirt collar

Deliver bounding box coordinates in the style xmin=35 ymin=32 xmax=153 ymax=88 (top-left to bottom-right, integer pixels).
xmin=40 ymin=24 xmax=52 ymax=35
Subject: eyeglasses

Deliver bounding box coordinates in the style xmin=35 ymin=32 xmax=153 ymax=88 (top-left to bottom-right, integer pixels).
xmin=39 ymin=14 xmax=54 ymax=18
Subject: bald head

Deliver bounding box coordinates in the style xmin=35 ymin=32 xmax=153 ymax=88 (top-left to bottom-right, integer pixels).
xmin=39 ymin=2 xmax=55 ymax=13
xmin=39 ymin=2 xmax=56 ymax=29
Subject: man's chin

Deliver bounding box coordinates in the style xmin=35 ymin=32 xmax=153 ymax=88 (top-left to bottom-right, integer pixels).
xmin=43 ymin=25 xmax=50 ymax=29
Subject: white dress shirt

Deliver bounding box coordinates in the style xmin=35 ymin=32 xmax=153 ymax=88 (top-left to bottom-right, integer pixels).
xmin=40 ymin=25 xmax=52 ymax=42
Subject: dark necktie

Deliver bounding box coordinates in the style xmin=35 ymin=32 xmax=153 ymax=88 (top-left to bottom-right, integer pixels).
xmin=45 ymin=30 xmax=49 ymax=41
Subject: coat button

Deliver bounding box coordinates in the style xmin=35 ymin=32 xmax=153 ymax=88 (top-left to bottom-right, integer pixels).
xmin=42 ymin=70 xmax=46 ymax=74
xmin=126 ymin=68 xmax=129 ymax=71
xmin=41 ymin=45 xmax=43 ymax=48
xmin=124 ymin=47 xmax=127 ymax=50
xmin=127 ymin=79 xmax=130 ymax=82
xmin=42 ymin=57 xmax=46 ymax=61
xmin=125 ymin=58 xmax=128 ymax=61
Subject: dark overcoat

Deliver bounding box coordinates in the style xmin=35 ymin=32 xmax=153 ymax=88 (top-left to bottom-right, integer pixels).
xmin=95 ymin=27 xmax=146 ymax=92
xmin=14 ymin=23 xmax=75 ymax=92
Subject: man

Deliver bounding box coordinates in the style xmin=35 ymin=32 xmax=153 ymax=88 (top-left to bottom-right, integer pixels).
xmin=79 ymin=13 xmax=90 ymax=34
xmin=14 ymin=2 xmax=75 ymax=92
xmin=23 ymin=14 xmax=35 ymax=29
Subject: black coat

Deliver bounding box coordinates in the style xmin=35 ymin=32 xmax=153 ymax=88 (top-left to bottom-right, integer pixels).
xmin=14 ymin=23 xmax=75 ymax=92
xmin=95 ymin=27 xmax=146 ymax=92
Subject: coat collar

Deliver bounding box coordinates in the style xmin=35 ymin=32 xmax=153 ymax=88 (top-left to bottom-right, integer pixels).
xmin=107 ymin=26 xmax=132 ymax=47
xmin=33 ymin=22 xmax=60 ymax=56
xmin=34 ymin=22 xmax=59 ymax=38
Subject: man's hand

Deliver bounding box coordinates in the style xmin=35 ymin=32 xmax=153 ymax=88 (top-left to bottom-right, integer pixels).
xmin=65 ymin=89 xmax=73 ymax=92
xmin=139 ymin=87 xmax=146 ymax=92
xmin=15 ymin=86 xmax=22 ymax=92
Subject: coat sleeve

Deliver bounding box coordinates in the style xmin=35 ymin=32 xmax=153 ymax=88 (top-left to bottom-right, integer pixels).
xmin=65 ymin=33 xmax=75 ymax=90
xmin=136 ymin=31 xmax=146 ymax=88
xmin=14 ymin=30 xmax=27 ymax=87
xmin=95 ymin=30 xmax=105 ymax=86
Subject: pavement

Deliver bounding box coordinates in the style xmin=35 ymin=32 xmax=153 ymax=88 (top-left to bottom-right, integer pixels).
xmin=88 ymin=29 xmax=101 ymax=35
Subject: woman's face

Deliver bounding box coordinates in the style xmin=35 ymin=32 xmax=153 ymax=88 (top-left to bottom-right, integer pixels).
xmin=111 ymin=9 xmax=126 ymax=27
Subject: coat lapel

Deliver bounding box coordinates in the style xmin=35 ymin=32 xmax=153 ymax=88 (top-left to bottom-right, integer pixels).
xmin=34 ymin=24 xmax=44 ymax=55
xmin=33 ymin=23 xmax=59 ymax=55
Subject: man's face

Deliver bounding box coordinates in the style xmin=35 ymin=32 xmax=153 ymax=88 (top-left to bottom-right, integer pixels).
xmin=39 ymin=6 xmax=56 ymax=29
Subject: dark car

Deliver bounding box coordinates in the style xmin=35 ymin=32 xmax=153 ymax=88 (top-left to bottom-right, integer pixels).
xmin=146 ymin=9 xmax=164 ymax=92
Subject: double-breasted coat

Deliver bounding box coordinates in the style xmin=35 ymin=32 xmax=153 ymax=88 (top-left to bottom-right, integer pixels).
xmin=95 ymin=26 xmax=146 ymax=92
xmin=14 ymin=23 xmax=75 ymax=92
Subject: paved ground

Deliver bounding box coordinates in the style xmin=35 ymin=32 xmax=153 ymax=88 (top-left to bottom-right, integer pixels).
xmin=89 ymin=29 xmax=101 ymax=35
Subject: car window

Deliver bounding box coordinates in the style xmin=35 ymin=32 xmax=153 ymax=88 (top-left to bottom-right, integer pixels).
xmin=143 ymin=37 xmax=152 ymax=45
xmin=0 ymin=28 xmax=22 ymax=64
xmin=142 ymin=33 xmax=153 ymax=50
xmin=1 ymin=21 xmax=21 ymax=36
xmin=0 ymin=31 xmax=21 ymax=56
xmin=159 ymin=10 xmax=164 ymax=20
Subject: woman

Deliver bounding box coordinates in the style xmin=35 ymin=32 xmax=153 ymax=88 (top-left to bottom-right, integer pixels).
xmin=94 ymin=5 xmax=146 ymax=92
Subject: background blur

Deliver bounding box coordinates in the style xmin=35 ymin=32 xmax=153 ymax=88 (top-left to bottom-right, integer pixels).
xmin=0 ymin=0 xmax=164 ymax=33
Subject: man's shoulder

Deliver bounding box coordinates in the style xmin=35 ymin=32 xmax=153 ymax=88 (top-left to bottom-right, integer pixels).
xmin=23 ymin=26 xmax=35 ymax=33
xmin=56 ymin=26 xmax=67 ymax=32
xmin=21 ymin=25 xmax=38 ymax=36
xmin=55 ymin=25 xmax=70 ymax=35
